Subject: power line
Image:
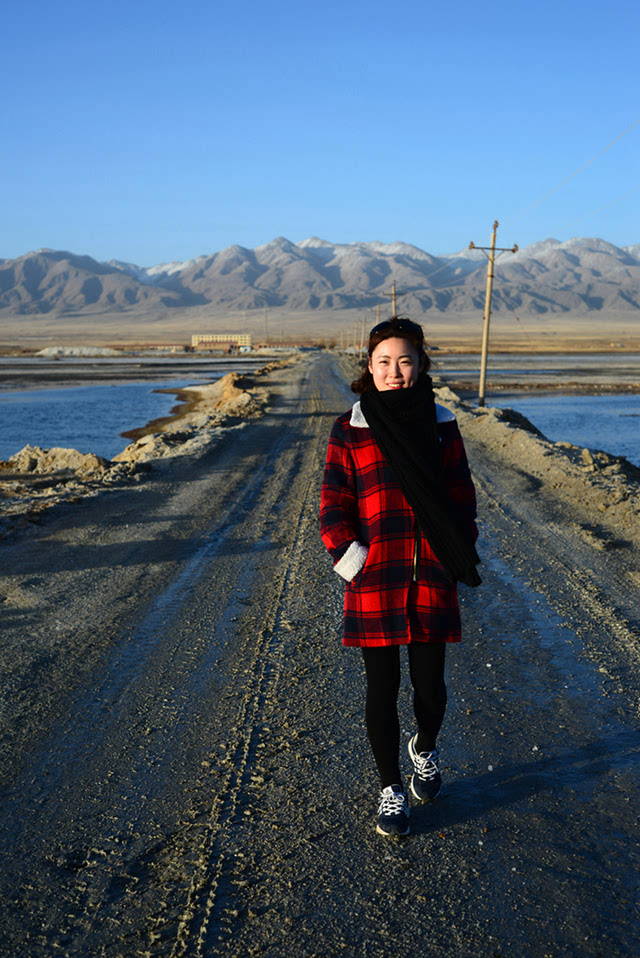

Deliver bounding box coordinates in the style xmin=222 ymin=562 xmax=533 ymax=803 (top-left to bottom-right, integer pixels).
xmin=503 ymin=115 xmax=640 ymax=228
xmin=383 ymin=119 xmax=639 ymax=305
xmin=557 ymin=183 xmax=640 ymax=232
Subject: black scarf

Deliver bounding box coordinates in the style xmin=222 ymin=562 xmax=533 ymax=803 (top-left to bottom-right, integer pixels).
xmin=360 ymin=375 xmax=481 ymax=587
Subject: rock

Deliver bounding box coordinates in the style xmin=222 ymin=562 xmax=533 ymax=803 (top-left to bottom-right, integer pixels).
xmin=493 ymin=406 xmax=546 ymax=437
xmin=179 ymin=373 xmax=268 ymax=421
xmin=190 ymin=414 xmax=212 ymax=428
xmin=581 ymin=448 xmax=598 ymax=471
xmin=434 ymin=385 xmax=461 ymax=403
xmin=114 ymin=436 xmax=171 ymax=463
xmin=9 ymin=445 xmax=110 ymax=478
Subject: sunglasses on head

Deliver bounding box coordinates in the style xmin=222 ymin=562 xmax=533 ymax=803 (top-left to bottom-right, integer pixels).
xmin=369 ymin=318 xmax=423 ymax=337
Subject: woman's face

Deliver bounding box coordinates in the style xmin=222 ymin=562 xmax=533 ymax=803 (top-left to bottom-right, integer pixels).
xmin=368 ymin=337 xmax=423 ymax=391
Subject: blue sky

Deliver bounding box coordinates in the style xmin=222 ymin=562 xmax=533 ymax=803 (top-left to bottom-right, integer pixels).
xmin=2 ymin=0 xmax=639 ymax=265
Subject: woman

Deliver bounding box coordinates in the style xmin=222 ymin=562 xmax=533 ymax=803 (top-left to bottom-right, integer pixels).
xmin=320 ymin=317 xmax=480 ymax=836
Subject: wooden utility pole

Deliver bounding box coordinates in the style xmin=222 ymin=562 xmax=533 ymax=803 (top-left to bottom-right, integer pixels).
xmin=382 ymin=279 xmax=404 ymax=317
xmin=360 ymin=315 xmax=367 ymax=356
xmin=469 ymin=221 xmax=518 ymax=406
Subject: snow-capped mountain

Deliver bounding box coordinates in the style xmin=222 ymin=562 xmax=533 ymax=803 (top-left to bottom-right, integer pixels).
xmin=2 ymin=236 xmax=639 ymax=317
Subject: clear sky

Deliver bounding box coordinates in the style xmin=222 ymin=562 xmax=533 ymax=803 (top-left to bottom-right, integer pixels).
xmin=2 ymin=0 xmax=639 ymax=266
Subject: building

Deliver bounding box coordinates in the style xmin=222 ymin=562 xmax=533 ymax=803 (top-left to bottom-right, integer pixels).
xmin=192 ymin=333 xmax=252 ymax=351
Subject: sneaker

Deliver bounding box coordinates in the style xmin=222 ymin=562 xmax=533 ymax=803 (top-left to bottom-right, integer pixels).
xmin=376 ymin=785 xmax=410 ymax=836
xmin=408 ymin=736 xmax=442 ymax=802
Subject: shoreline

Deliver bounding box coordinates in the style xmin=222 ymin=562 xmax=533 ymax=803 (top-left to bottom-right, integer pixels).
xmin=2 ymin=346 xmax=639 ymax=386
xmin=437 ymin=379 xmax=640 ymax=396
xmin=1 ymin=352 xmax=639 ymax=541
xmin=0 ymin=354 xmax=277 ymax=393
xmin=0 ymin=358 xmax=297 ymax=537
xmin=120 ymin=384 xmax=214 ymax=442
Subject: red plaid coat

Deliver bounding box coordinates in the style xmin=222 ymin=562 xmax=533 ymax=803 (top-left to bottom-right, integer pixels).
xmin=320 ymin=400 xmax=478 ymax=647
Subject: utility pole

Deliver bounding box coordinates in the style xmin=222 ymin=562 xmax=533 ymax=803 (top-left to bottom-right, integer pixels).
xmin=469 ymin=221 xmax=518 ymax=406
xmin=263 ymin=308 xmax=269 ymax=345
xmin=382 ymin=279 xmax=404 ymax=317
xmin=360 ymin=315 xmax=366 ymax=357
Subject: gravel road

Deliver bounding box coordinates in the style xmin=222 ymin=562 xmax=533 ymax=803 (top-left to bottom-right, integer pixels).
xmin=0 ymin=353 xmax=638 ymax=957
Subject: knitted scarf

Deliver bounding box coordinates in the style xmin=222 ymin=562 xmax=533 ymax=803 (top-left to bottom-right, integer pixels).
xmin=360 ymin=375 xmax=481 ymax=587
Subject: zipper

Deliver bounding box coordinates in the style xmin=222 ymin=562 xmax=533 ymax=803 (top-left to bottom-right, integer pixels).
xmin=412 ymin=526 xmax=419 ymax=582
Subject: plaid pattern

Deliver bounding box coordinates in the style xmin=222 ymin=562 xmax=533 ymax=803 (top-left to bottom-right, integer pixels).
xmin=320 ymin=403 xmax=478 ymax=647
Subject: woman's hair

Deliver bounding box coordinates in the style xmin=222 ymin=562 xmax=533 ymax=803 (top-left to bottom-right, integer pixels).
xmin=350 ymin=316 xmax=431 ymax=394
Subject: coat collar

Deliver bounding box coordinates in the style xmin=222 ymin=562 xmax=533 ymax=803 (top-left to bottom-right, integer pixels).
xmin=350 ymin=400 xmax=456 ymax=428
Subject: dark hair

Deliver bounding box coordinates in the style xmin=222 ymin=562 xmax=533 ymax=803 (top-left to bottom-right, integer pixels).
xmin=350 ymin=316 xmax=431 ymax=394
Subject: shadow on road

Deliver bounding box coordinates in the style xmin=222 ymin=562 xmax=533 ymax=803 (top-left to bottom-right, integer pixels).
xmin=410 ymin=731 xmax=638 ymax=834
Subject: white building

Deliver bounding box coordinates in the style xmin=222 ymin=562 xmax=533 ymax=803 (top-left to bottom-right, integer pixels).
xmin=192 ymin=333 xmax=252 ymax=350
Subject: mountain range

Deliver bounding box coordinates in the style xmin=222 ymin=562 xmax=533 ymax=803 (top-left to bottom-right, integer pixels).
xmin=2 ymin=236 xmax=640 ymax=319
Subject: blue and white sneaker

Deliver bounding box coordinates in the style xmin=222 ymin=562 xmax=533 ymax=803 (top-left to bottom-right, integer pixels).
xmin=376 ymin=785 xmax=410 ymax=836
xmin=408 ymin=736 xmax=442 ymax=802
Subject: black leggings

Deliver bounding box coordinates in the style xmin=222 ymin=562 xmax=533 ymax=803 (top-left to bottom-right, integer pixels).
xmin=361 ymin=643 xmax=447 ymax=789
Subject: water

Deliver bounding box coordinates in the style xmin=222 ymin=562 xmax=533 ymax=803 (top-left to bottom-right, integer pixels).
xmin=0 ymin=379 xmax=201 ymax=461
xmin=1 ymin=355 xmax=638 ymax=467
xmin=487 ymin=393 xmax=640 ymax=466
xmin=431 ymin=351 xmax=640 ymax=466
xmin=433 ymin=352 xmax=640 ymax=388
xmin=0 ymin=355 xmax=267 ymax=392
xmin=0 ymin=355 xmax=268 ymax=462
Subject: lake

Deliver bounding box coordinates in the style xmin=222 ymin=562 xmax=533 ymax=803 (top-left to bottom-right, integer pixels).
xmin=432 ymin=351 xmax=640 ymax=466
xmin=487 ymin=392 xmax=640 ymax=466
xmin=1 ymin=353 xmax=638 ymax=466
xmin=433 ymin=352 xmax=640 ymax=389
xmin=0 ymin=379 xmax=202 ymax=461
xmin=0 ymin=355 xmax=268 ymax=462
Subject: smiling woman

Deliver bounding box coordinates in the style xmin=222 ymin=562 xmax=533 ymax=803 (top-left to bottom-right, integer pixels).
xmin=351 ymin=317 xmax=431 ymax=395
xmin=320 ymin=316 xmax=481 ymax=838
xmin=367 ymin=336 xmax=424 ymax=391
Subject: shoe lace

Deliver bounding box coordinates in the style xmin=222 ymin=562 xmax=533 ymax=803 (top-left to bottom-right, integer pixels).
xmin=378 ymin=789 xmax=406 ymax=816
xmin=414 ymin=750 xmax=439 ymax=781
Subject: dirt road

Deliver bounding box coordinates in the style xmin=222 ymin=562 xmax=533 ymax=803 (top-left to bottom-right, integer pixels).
xmin=1 ymin=354 xmax=638 ymax=957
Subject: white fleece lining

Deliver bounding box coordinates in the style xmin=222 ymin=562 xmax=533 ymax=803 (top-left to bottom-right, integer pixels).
xmin=350 ymin=400 xmax=456 ymax=427
xmin=350 ymin=402 xmax=368 ymax=427
xmin=334 ymin=541 xmax=369 ymax=582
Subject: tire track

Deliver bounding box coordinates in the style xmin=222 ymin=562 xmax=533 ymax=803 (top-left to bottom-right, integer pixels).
xmin=170 ymin=373 xmax=337 ymax=956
